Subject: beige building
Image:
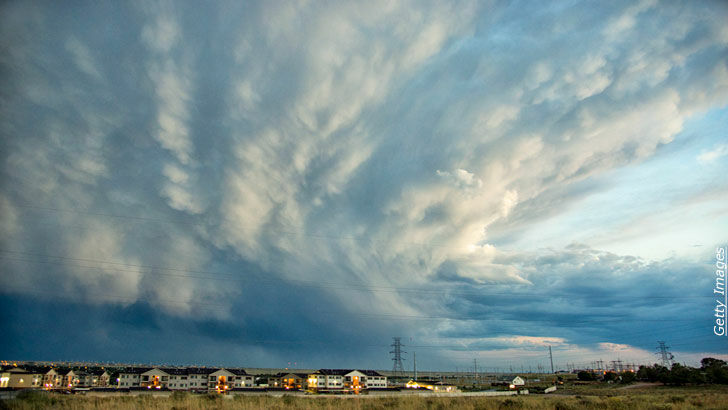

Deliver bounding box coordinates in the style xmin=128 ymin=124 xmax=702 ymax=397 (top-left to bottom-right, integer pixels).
xmin=116 ymin=367 xmax=252 ymax=392
xmin=140 ymin=368 xmax=169 ymax=389
xmin=117 ymin=367 xmax=151 ymax=388
xmin=89 ymin=369 xmax=110 ymax=387
xmin=308 ymin=369 xmax=387 ymax=391
xmin=43 ymin=368 xmax=64 ymax=389
xmin=0 ymin=368 xmax=43 ymax=388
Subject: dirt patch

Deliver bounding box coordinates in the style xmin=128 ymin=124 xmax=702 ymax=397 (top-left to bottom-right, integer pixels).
xmin=617 ymin=382 xmax=662 ymax=390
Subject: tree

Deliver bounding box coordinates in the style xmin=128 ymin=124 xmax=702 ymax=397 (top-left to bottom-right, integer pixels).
xmin=619 ymin=371 xmax=636 ymax=384
xmin=667 ymin=364 xmax=689 ymax=385
xmin=636 ymin=364 xmax=669 ymax=382
xmin=577 ymin=371 xmax=595 ymax=381
xmin=701 ymin=357 xmax=728 ymax=384
xmin=602 ymin=371 xmax=618 ymax=382
xmin=636 ymin=365 xmax=651 ymax=381
xmin=701 ymin=358 xmax=726 ymax=369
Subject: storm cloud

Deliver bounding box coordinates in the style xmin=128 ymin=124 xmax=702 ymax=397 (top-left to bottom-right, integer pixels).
xmin=1 ymin=0 xmax=727 ymax=369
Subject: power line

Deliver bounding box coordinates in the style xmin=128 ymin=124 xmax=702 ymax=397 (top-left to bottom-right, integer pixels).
xmin=12 ymin=203 xmax=455 ymax=248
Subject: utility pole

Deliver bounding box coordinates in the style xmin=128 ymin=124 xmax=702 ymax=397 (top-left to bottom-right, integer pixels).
xmin=548 ymin=345 xmax=555 ymax=374
xmin=413 ymin=352 xmax=417 ymax=380
xmin=473 ymin=358 xmax=477 ymax=383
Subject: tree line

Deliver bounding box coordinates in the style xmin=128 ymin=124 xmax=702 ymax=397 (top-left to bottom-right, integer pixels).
xmin=577 ymin=358 xmax=728 ymax=385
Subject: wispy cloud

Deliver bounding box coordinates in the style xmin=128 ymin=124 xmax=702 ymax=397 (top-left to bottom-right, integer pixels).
xmin=698 ymin=143 xmax=728 ymax=163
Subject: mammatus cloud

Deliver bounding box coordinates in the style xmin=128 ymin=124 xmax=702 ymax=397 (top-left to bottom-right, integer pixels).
xmin=1 ymin=0 xmax=727 ymax=367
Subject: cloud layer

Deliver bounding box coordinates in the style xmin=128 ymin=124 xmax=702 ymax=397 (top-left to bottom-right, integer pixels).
xmin=1 ymin=0 xmax=727 ymax=368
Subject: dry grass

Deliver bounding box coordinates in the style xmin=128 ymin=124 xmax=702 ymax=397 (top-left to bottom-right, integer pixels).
xmin=4 ymin=387 xmax=728 ymax=410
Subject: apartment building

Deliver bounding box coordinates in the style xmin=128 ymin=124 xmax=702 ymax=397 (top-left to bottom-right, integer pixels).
xmin=0 ymin=367 xmax=43 ymax=388
xmin=2 ymin=364 xmax=386 ymax=393
xmin=307 ymin=369 xmax=387 ymax=391
xmin=117 ymin=367 xmax=254 ymax=392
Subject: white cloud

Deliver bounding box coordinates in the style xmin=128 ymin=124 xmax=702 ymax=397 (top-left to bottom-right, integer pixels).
xmin=162 ymin=163 xmax=189 ymax=184
xmin=504 ymin=336 xmax=567 ymax=346
xmin=149 ymin=63 xmax=193 ymax=165
xmin=161 ymin=182 xmax=204 ymax=214
xmin=437 ymin=169 xmax=483 ymax=190
xmin=65 ymin=220 xmax=143 ymax=304
xmin=698 ymin=143 xmax=728 ymax=163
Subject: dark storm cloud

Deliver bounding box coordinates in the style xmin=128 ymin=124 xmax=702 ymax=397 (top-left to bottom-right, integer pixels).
xmin=1 ymin=0 xmax=727 ymax=368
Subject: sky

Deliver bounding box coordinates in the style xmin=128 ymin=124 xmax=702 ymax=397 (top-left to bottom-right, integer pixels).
xmin=1 ymin=0 xmax=727 ymax=372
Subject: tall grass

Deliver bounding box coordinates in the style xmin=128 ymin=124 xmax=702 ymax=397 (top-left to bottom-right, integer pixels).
xmin=4 ymin=389 xmax=728 ymax=410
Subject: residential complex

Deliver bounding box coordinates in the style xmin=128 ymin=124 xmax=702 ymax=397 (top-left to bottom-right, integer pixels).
xmin=1 ymin=364 xmax=387 ymax=393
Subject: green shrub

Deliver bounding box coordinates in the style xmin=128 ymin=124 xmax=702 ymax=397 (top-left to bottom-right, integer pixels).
xmin=578 ymin=371 xmax=596 ymax=381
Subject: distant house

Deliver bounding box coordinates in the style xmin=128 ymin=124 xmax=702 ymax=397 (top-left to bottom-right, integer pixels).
xmin=119 ymin=367 xmax=233 ymax=391
xmin=359 ymin=370 xmax=387 ymax=388
xmin=43 ymin=368 xmax=65 ymax=389
xmin=308 ymin=369 xmax=345 ymax=390
xmin=185 ymin=368 xmax=216 ymax=392
xmin=308 ymin=369 xmax=387 ymax=391
xmin=117 ymin=367 xmax=152 ymax=388
xmin=88 ymin=369 xmax=110 ymax=387
xmin=265 ymin=374 xmax=281 ymax=388
xmin=228 ymin=368 xmax=254 ymax=388
xmin=208 ymin=369 xmax=235 ymax=392
xmin=510 ymin=376 xmax=525 ymax=389
xmin=0 ymin=367 xmax=43 ymax=389
xmin=58 ymin=369 xmax=79 ymax=389
xmin=140 ymin=368 xmax=170 ymax=389
xmin=269 ymin=372 xmax=308 ymax=390
xmin=166 ymin=368 xmax=191 ymax=390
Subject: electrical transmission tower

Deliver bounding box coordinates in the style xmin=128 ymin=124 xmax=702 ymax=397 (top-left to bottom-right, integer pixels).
xmin=656 ymin=341 xmax=675 ymax=368
xmin=390 ymin=337 xmax=406 ymax=376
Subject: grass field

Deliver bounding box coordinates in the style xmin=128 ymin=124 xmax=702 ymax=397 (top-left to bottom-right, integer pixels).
xmin=3 ymin=385 xmax=728 ymax=409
